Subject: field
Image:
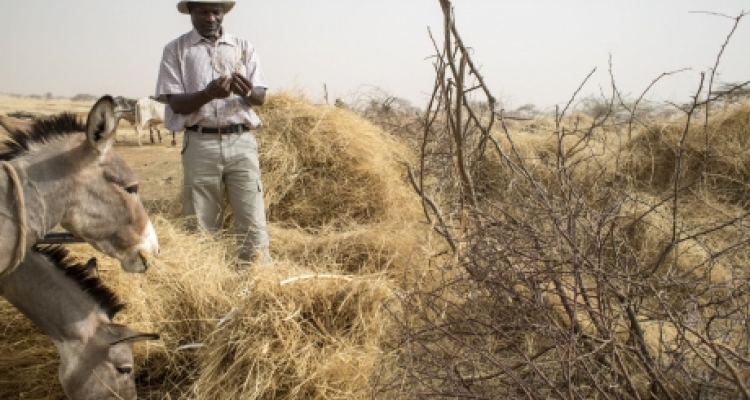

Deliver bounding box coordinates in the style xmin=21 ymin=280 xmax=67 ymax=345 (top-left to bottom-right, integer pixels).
xmin=2 ymin=86 xmax=750 ymax=399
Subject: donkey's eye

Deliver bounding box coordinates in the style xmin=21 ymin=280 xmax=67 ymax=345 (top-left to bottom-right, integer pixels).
xmin=124 ymin=184 xmax=138 ymax=194
xmin=115 ymin=365 xmax=133 ymax=375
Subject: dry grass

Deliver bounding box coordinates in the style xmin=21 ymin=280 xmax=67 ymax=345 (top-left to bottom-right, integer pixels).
xmin=0 ymin=92 xmax=429 ymax=399
xmin=0 ymin=94 xmax=93 ymax=116
xmin=5 ymin=90 xmax=749 ymax=398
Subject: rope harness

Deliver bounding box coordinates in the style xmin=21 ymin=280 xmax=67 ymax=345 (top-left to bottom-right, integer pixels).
xmin=1 ymin=161 xmax=27 ymax=277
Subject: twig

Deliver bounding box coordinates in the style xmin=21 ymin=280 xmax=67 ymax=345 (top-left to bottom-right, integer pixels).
xmin=280 ymin=274 xmax=354 ymax=286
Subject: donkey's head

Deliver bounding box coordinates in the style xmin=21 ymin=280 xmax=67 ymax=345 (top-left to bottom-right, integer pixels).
xmin=61 ymin=96 xmax=160 ymax=272
xmin=1 ymin=95 xmax=160 ymax=272
xmin=0 ymin=247 xmax=160 ymax=400
xmin=55 ymin=256 xmax=159 ymax=399
xmin=59 ymin=322 xmax=159 ymax=400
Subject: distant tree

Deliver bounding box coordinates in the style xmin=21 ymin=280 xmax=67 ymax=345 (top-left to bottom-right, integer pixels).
xmin=579 ymin=93 xmax=656 ymax=120
xmin=72 ymin=93 xmax=97 ymax=102
xmin=714 ymin=81 xmax=750 ymax=105
xmin=346 ymin=87 xmax=421 ymax=140
xmin=514 ymin=103 xmax=539 ymax=118
xmin=467 ymin=100 xmax=492 ymax=114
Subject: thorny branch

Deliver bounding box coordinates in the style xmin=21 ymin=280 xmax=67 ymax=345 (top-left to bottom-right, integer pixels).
xmin=379 ymin=3 xmax=750 ymax=399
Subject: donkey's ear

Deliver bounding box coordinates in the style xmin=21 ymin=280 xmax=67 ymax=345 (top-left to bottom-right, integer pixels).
xmin=86 ymin=95 xmax=118 ymax=154
xmin=95 ymin=323 xmax=160 ymax=346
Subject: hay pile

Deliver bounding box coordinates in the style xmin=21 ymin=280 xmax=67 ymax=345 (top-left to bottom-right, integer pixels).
xmin=0 ymin=92 xmax=429 ymax=399
xmin=625 ymin=101 xmax=750 ymax=204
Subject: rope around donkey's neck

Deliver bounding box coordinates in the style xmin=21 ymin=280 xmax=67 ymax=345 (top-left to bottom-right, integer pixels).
xmin=1 ymin=161 xmax=27 ymax=277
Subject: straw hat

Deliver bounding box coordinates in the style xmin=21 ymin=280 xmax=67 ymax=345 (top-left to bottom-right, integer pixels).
xmin=177 ymin=1 xmax=236 ymax=14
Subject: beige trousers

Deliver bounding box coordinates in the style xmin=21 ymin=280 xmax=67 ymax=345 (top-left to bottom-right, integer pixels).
xmin=181 ymin=130 xmax=270 ymax=261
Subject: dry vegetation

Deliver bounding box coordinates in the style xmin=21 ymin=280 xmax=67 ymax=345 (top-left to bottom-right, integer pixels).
xmin=2 ymin=2 xmax=750 ymax=399
xmin=0 ymin=91 xmax=431 ymax=399
xmin=369 ymin=3 xmax=750 ymax=399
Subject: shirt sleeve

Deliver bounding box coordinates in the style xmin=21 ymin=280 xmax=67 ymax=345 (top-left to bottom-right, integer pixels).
xmin=155 ymin=41 xmax=189 ymax=131
xmin=245 ymin=42 xmax=267 ymax=89
xmin=156 ymin=42 xmax=184 ymax=97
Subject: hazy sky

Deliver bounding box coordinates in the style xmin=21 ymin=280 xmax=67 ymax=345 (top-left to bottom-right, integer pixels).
xmin=1 ymin=1 xmax=747 ymax=111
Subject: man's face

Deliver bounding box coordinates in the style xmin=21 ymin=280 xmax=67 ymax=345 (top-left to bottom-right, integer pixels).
xmin=189 ymin=3 xmax=225 ymax=39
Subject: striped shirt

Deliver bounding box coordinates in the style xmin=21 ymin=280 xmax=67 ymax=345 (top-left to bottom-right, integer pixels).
xmin=155 ymin=29 xmax=267 ymax=132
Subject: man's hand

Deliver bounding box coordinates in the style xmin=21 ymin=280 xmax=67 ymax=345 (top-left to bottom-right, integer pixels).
xmin=204 ymin=75 xmax=232 ymax=99
xmin=231 ymin=73 xmax=266 ymax=106
xmin=230 ymin=73 xmax=253 ymax=98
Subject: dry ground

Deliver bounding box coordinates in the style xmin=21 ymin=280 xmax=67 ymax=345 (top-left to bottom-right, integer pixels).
xmin=112 ymin=130 xmax=183 ymax=204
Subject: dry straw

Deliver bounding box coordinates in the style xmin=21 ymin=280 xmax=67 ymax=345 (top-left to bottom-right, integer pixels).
xmin=0 ymin=92 xmax=429 ymax=399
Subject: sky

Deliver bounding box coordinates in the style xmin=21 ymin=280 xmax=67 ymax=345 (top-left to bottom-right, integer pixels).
xmin=0 ymin=1 xmax=748 ymax=112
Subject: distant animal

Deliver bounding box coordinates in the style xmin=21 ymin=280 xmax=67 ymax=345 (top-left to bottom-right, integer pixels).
xmin=135 ymin=97 xmax=176 ymax=146
xmin=0 ymin=245 xmax=159 ymax=400
xmin=113 ymin=96 xmax=138 ymax=126
xmin=112 ymin=96 xmax=137 ymax=143
xmin=0 ymin=95 xmax=160 ymax=275
xmin=0 ymin=115 xmax=34 ymax=133
xmin=114 ymin=96 xmax=137 ymax=112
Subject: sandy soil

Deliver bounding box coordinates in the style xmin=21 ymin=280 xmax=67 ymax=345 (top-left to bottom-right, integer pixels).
xmin=113 ymin=128 xmax=184 ymax=204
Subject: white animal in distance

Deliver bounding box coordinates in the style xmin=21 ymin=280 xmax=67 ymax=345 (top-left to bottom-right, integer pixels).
xmin=134 ymin=97 xmax=176 ymax=146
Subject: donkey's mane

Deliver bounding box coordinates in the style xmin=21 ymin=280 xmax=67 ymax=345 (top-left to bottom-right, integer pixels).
xmin=0 ymin=113 xmax=86 ymax=161
xmin=33 ymin=245 xmax=125 ymax=319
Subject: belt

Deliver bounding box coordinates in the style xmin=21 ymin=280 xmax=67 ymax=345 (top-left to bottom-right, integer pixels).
xmin=186 ymin=124 xmax=249 ymax=134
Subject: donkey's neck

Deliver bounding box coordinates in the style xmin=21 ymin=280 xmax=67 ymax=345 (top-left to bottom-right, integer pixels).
xmin=0 ymin=250 xmax=106 ymax=344
xmin=1 ymin=137 xmax=92 ymax=243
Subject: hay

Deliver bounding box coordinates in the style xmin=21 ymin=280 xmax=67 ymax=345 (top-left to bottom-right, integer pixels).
xmin=73 ymin=217 xmax=398 ymax=399
xmin=0 ymin=306 xmax=60 ymax=399
xmin=625 ymin=100 xmax=750 ymax=205
xmin=257 ymin=93 xmax=417 ymax=229
xmin=0 ymin=91 xmax=426 ymax=398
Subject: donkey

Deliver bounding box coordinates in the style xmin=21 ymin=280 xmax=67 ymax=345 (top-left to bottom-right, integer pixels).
xmin=0 ymin=95 xmax=159 ymax=274
xmin=0 ymin=245 xmax=159 ymax=399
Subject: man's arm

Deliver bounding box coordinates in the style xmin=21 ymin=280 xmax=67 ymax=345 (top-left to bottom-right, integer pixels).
xmin=168 ymin=76 xmax=233 ymax=115
xmin=167 ymin=91 xmax=213 ymax=115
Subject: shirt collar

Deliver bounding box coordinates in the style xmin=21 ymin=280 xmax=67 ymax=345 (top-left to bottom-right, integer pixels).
xmin=188 ymin=29 xmax=235 ymax=46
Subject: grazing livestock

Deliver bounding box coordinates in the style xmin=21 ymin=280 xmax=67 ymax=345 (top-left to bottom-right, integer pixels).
xmin=114 ymin=96 xmax=137 ymax=112
xmin=0 ymin=95 xmax=159 ymax=274
xmin=135 ymin=97 xmax=176 ymax=146
xmin=113 ymin=96 xmax=138 ymax=127
xmin=0 ymin=245 xmax=159 ymax=400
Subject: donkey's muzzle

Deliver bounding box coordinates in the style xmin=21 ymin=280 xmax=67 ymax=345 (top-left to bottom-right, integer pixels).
xmin=121 ymin=221 xmax=159 ymax=273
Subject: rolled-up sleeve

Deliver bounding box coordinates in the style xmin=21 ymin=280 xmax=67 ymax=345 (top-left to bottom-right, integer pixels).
xmin=246 ymin=44 xmax=267 ymax=90
xmin=156 ymin=43 xmax=183 ymax=97
xmin=155 ymin=41 xmax=189 ymax=131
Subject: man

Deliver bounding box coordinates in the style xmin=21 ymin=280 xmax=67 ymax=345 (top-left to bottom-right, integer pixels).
xmin=156 ymin=0 xmax=271 ymax=268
